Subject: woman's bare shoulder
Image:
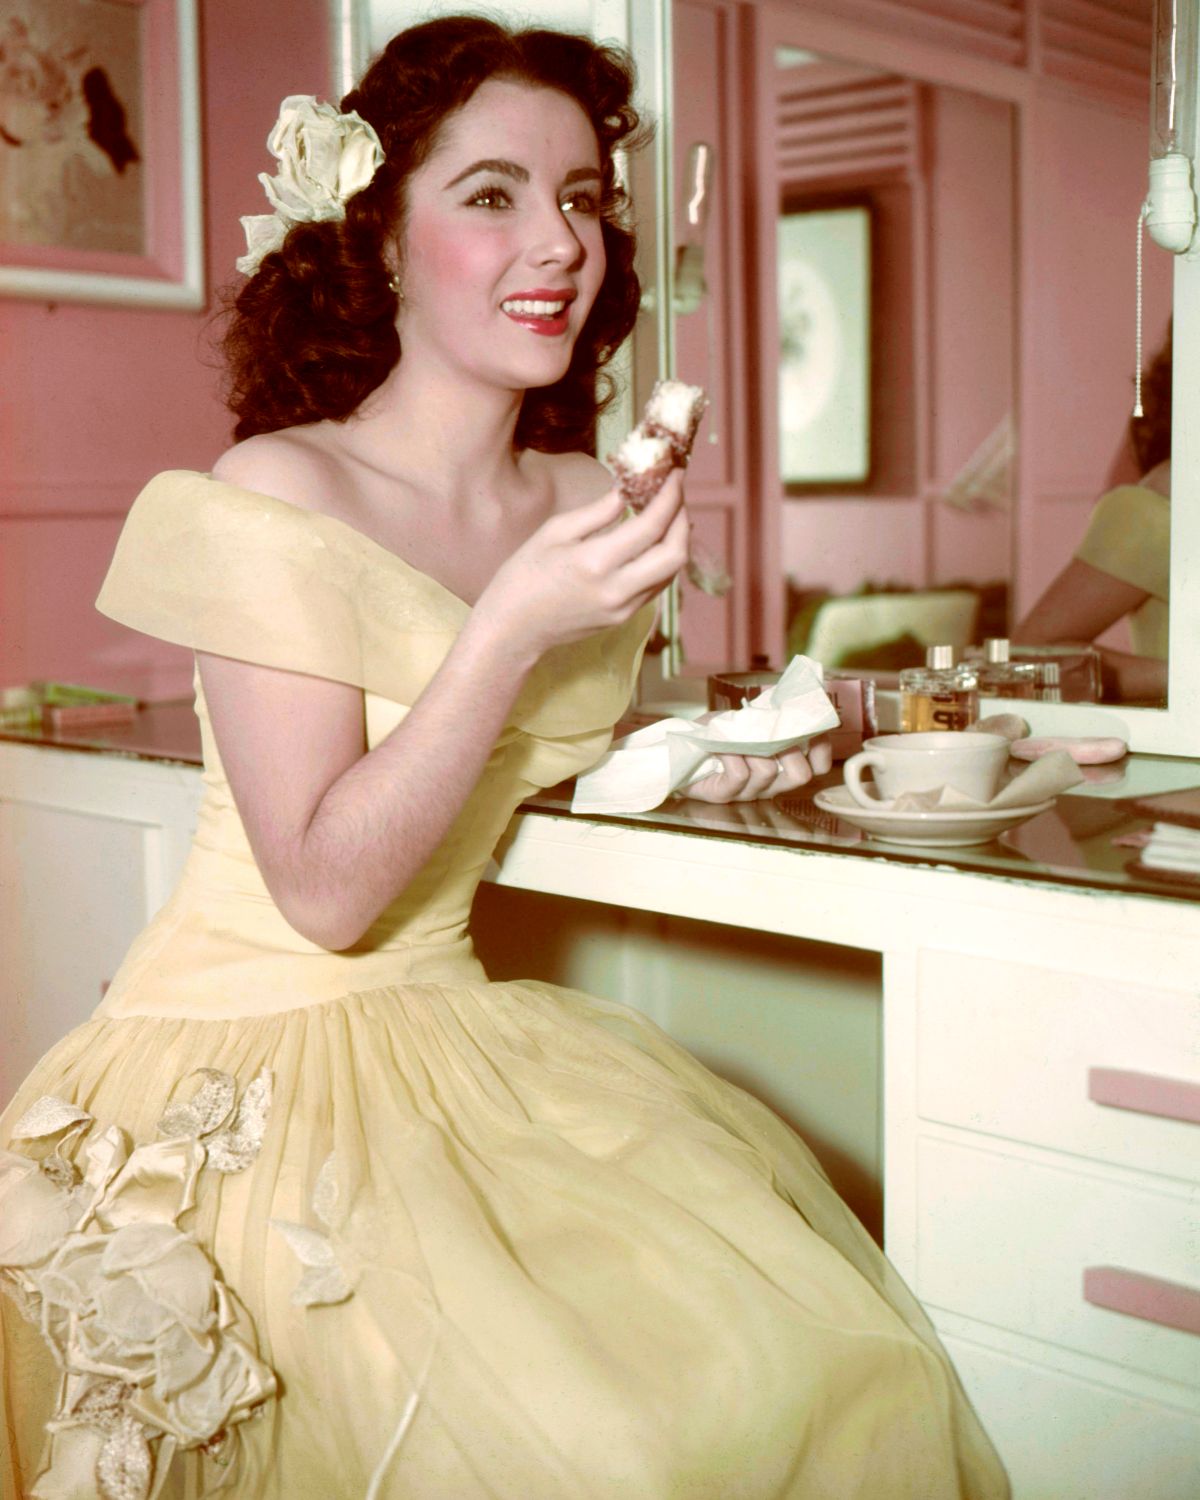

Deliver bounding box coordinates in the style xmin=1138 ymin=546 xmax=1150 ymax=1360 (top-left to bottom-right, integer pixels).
xmin=1140 ymin=459 xmax=1171 ymax=499
xmin=536 ymin=449 xmax=615 ymax=514
xmin=210 ymin=429 xmax=344 ymax=513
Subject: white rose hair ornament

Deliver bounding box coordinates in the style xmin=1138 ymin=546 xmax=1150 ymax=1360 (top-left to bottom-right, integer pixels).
xmin=237 ymin=95 xmax=385 ymax=276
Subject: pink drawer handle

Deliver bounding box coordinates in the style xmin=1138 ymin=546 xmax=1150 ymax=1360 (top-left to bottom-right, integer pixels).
xmin=1087 ymin=1067 xmax=1200 ymax=1126
xmin=1083 ymin=1267 xmax=1200 ymax=1337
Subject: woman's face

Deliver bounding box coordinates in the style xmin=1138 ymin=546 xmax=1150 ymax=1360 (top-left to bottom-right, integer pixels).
xmin=397 ymin=77 xmax=607 ymax=394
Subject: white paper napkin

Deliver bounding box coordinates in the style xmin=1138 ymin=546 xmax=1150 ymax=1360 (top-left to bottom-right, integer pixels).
xmin=1142 ymin=821 xmax=1200 ymax=873
xmin=572 ymin=655 xmax=840 ymax=815
xmin=887 ymin=750 xmax=1084 ymax=812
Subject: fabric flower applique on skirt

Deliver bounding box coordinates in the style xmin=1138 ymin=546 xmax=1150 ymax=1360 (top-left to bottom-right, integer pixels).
xmin=0 ymin=1070 xmax=277 ymax=1500
xmin=271 ymin=1153 xmax=357 ymax=1308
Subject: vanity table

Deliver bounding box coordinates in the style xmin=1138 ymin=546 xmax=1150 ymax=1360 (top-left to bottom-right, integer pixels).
xmin=1 ymin=714 xmax=1197 ymax=1499
xmin=485 ymin=768 xmax=1200 ymax=1500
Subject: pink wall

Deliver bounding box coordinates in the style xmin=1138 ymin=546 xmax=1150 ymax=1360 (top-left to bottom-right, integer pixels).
xmin=780 ymin=79 xmax=1016 ymax=599
xmin=925 ymin=86 xmax=1014 ymax=587
xmin=1017 ymin=87 xmax=1172 ymax=619
xmin=0 ymin=0 xmax=330 ymax=701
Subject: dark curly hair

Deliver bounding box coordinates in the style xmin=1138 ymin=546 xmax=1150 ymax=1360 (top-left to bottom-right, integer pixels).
xmin=1130 ymin=323 xmax=1172 ymax=475
xmin=220 ymin=15 xmax=647 ymax=453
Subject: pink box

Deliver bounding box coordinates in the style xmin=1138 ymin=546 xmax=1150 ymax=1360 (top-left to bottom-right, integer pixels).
xmin=823 ymin=674 xmax=878 ymax=761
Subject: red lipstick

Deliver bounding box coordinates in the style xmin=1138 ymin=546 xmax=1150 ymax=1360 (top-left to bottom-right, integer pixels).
xmin=500 ymin=288 xmax=577 ymax=337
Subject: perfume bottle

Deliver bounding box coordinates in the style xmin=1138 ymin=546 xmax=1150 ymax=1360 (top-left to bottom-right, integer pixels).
xmin=1040 ymin=661 xmax=1063 ymax=703
xmin=899 ymin=645 xmax=978 ymax=732
xmin=1009 ymin=646 xmax=1093 ymax=701
xmin=976 ymin=639 xmax=1038 ymax=700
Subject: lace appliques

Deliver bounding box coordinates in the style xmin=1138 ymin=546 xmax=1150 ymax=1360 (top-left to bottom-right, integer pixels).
xmin=95 ymin=1413 xmax=154 ymax=1500
xmin=10 ymin=1095 xmax=93 ymax=1138
xmin=271 ymin=1154 xmax=357 ymax=1307
xmin=157 ymin=1069 xmax=237 ymax=1140
xmin=0 ymin=1069 xmax=276 ymax=1500
xmin=206 ymin=1070 xmax=273 ymax=1174
xmin=271 ymin=1158 xmax=440 ymax=1500
xmin=156 ymin=1067 xmax=274 ymax=1175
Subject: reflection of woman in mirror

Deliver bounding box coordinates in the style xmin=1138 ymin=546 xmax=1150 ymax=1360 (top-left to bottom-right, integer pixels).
xmin=1014 ymin=332 xmax=1170 ymax=704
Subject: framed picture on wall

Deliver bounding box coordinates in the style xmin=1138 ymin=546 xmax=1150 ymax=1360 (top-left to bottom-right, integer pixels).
xmin=0 ymin=0 xmax=203 ymax=308
xmin=778 ymin=201 xmax=872 ymax=489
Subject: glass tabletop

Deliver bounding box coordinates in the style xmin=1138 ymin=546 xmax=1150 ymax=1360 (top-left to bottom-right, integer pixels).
xmin=5 ymin=703 xmax=1200 ymax=904
xmin=519 ymin=753 xmax=1200 ymax=905
xmin=0 ymin=699 xmax=202 ymax=765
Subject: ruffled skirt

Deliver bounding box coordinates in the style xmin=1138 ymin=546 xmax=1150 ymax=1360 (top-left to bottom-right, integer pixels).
xmin=1 ymin=980 xmax=1009 ymax=1499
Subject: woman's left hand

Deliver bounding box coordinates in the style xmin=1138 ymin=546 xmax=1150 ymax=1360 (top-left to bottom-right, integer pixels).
xmin=679 ymin=734 xmax=833 ymax=803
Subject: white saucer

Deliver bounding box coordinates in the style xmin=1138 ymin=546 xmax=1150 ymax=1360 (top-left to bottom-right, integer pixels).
xmin=813 ymin=785 xmax=1057 ymax=847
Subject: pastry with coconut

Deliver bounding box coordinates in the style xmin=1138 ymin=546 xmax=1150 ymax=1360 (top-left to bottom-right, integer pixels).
xmin=610 ymin=380 xmax=707 ymax=508
xmin=610 ymin=381 xmax=730 ymax=595
xmin=644 ymin=378 xmax=708 ymax=465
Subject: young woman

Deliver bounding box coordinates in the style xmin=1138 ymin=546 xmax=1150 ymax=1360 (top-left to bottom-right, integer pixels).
xmin=1014 ymin=331 xmax=1172 ymax=704
xmin=1 ymin=18 xmax=1007 ymax=1498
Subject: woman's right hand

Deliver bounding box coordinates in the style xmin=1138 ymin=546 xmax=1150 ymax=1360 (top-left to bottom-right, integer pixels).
xmin=473 ymin=469 xmax=689 ymax=656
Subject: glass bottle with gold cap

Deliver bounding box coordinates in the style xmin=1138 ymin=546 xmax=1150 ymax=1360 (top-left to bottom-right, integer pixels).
xmin=898 ymin=645 xmax=979 ymax=732
xmin=976 ymin=638 xmax=1038 ymax=700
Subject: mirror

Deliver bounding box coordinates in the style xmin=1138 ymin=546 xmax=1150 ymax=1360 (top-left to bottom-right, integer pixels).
xmin=661 ymin=0 xmax=1175 ymax=717
xmin=769 ymin=48 xmax=1017 ymax=681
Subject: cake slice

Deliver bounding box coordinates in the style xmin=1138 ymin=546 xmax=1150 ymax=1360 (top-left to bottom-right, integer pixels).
xmin=643 ymin=379 xmax=707 ymax=465
xmin=609 ymin=430 xmax=675 ymax=510
xmin=609 ymin=380 xmax=729 ymax=595
xmin=610 ymin=381 xmax=707 ymax=509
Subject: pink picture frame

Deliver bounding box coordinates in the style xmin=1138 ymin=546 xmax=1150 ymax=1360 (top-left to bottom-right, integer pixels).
xmin=0 ymin=0 xmax=203 ymax=308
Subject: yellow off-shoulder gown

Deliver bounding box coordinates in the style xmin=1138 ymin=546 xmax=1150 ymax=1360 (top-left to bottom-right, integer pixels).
xmin=0 ymin=473 xmax=1009 ymax=1500
xmin=1074 ymin=482 xmax=1170 ymax=659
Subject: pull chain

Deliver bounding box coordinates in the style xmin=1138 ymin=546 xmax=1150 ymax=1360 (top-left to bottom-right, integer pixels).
xmin=1134 ymin=200 xmax=1148 ymax=418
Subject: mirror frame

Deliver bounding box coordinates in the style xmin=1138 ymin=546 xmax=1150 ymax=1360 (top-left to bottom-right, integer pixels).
xmin=345 ymin=0 xmax=1200 ymax=756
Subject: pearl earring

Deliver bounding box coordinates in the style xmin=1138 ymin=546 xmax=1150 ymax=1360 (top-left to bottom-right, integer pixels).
xmin=388 ymin=272 xmax=403 ymax=298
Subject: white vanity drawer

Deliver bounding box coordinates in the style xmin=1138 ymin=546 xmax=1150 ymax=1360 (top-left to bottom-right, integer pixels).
xmin=940 ymin=1334 xmax=1200 ymax=1500
xmin=915 ymin=1137 xmax=1200 ymax=1389
xmin=916 ymin=950 xmax=1200 ymax=1181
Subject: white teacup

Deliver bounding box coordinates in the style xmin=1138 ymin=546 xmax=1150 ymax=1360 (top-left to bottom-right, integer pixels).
xmin=843 ymin=732 xmax=1010 ymax=810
